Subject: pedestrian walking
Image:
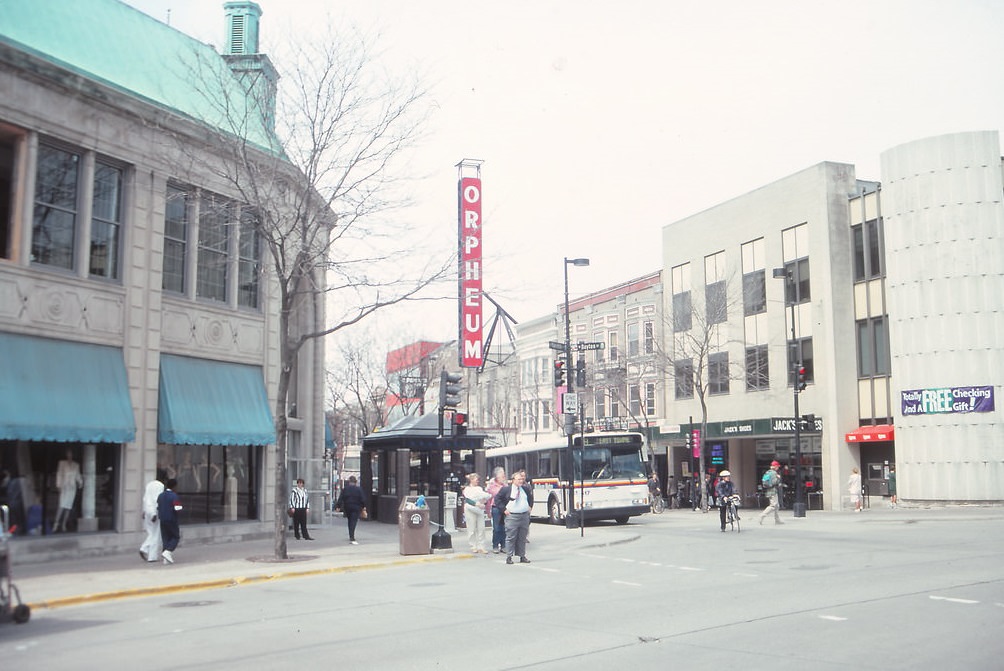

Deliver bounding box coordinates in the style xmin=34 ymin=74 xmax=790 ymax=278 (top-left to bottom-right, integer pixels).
xmin=888 ymin=465 xmax=897 ymax=508
xmin=758 ymin=461 xmax=784 ymax=526
xmin=462 ymin=473 xmax=491 ymax=553
xmin=157 ymin=478 xmax=183 ymax=564
xmin=848 ymin=467 xmax=863 ymax=512
xmin=486 ymin=466 xmax=507 ymax=553
xmin=334 ymin=475 xmax=367 ymax=545
xmin=289 ymin=478 xmax=313 ymax=540
xmin=139 ymin=475 xmax=164 ymax=562
xmin=497 ymin=469 xmax=533 ymax=564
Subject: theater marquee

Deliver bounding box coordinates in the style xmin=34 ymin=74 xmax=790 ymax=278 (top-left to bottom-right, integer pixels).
xmin=458 ymin=173 xmax=483 ymax=367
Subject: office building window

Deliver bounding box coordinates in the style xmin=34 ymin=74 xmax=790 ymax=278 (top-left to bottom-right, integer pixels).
xmin=674 ymin=359 xmax=694 ymax=399
xmin=672 ymin=263 xmax=692 ymax=332
xmin=742 ymin=238 xmax=766 ymax=315
xmin=32 ymin=143 xmax=80 ymax=270
xmin=852 ymin=219 xmax=884 ymax=281
xmin=783 ymin=257 xmax=811 ymax=305
xmin=237 ymin=207 xmax=261 ymax=309
xmin=163 ymin=184 xmax=189 ymax=294
xmin=89 ymin=160 xmax=123 ymax=279
xmin=644 ymin=321 xmax=654 ymax=354
xmin=857 ymin=317 xmax=889 ymax=377
xmin=197 ymin=194 xmax=231 ymax=302
xmin=645 ymin=382 xmax=656 ymax=417
xmin=708 ymin=351 xmax=730 ymax=395
xmin=745 ymin=345 xmax=769 ymax=391
xmin=787 ymin=337 xmax=814 ymax=386
xmin=627 ymin=322 xmax=640 ymax=357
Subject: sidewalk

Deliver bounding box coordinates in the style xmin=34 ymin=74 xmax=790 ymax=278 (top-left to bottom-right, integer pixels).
xmin=12 ymin=517 xmax=639 ymax=613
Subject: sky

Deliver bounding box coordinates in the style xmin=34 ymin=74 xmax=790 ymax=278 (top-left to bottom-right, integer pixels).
xmin=123 ymin=0 xmax=1004 ymax=351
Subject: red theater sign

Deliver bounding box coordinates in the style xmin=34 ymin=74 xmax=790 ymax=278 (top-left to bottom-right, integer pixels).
xmin=458 ymin=176 xmax=483 ymax=367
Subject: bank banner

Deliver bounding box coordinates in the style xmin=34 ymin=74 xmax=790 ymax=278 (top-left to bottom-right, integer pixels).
xmin=901 ymin=385 xmax=995 ymax=416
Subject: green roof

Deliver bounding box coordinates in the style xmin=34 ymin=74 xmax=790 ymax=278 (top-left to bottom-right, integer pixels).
xmin=0 ymin=0 xmax=275 ymax=149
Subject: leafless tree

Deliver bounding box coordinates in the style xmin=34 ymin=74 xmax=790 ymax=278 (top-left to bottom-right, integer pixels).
xmin=659 ymin=271 xmax=749 ymax=511
xmin=168 ymin=26 xmax=452 ymax=558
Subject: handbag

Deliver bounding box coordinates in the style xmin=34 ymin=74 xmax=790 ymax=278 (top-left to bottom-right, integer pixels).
xmin=287 ymin=507 xmax=294 ymax=518
xmin=360 ymin=508 xmax=368 ymax=520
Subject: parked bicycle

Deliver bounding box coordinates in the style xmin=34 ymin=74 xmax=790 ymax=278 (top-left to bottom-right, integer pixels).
xmin=722 ymin=494 xmax=741 ymax=532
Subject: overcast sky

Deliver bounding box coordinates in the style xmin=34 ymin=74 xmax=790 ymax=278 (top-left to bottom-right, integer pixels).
xmin=124 ymin=0 xmax=1004 ymax=350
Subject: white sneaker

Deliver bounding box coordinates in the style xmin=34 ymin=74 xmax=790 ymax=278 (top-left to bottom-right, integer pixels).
xmin=350 ymin=540 xmax=359 ymax=545
xmin=162 ymin=550 xmax=174 ymax=564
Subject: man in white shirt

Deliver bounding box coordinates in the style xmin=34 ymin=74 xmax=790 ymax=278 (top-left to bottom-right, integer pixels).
xmin=497 ymin=470 xmax=533 ymax=564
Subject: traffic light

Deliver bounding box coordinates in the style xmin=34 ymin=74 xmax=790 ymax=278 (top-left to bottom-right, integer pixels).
xmin=439 ymin=370 xmax=463 ymax=410
xmin=692 ymin=429 xmax=701 ymax=453
xmin=554 ymin=359 xmax=566 ymax=387
xmin=685 ymin=431 xmax=692 ymax=450
xmin=454 ymin=412 xmax=468 ymax=436
xmin=796 ymin=365 xmax=807 ymax=391
xmin=575 ymin=356 xmax=586 ymax=387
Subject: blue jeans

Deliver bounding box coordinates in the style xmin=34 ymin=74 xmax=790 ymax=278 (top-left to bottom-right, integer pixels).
xmin=491 ymin=507 xmax=505 ymax=550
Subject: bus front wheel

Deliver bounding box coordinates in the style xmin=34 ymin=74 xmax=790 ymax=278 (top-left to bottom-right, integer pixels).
xmin=614 ymin=516 xmax=630 ymax=525
xmin=548 ymin=498 xmax=563 ymax=525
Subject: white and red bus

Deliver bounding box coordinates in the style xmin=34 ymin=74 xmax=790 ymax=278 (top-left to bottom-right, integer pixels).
xmin=486 ymin=431 xmax=650 ymax=525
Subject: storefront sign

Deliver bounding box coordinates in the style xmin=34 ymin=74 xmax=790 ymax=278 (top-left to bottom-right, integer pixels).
xmin=458 ymin=176 xmax=483 ymax=367
xmin=901 ymin=385 xmax=995 ymax=415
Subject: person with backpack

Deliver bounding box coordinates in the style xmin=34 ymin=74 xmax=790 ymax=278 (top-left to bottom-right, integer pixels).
xmin=758 ymin=460 xmax=784 ymax=526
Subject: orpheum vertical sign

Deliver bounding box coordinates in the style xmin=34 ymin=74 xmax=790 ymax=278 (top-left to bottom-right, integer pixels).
xmin=458 ymin=176 xmax=483 ymax=367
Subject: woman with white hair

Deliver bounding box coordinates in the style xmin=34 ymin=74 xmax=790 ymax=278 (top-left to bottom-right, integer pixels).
xmin=462 ymin=472 xmax=491 ymax=553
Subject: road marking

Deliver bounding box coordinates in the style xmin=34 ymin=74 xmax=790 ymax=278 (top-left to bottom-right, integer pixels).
xmin=612 ymin=580 xmax=642 ymax=587
xmin=929 ymin=595 xmax=978 ymax=604
xmin=679 ymin=566 xmax=704 ymax=572
xmin=733 ymin=572 xmax=759 ymax=578
xmin=819 ymin=615 xmax=847 ymax=621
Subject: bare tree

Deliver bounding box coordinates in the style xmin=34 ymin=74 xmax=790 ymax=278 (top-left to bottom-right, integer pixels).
xmin=660 ymin=271 xmax=748 ymax=511
xmin=326 ymin=334 xmax=388 ymax=444
xmin=167 ymin=26 xmax=451 ymax=558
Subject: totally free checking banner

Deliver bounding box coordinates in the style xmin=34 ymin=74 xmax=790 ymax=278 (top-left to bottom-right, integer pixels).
xmin=901 ymin=385 xmax=996 ymax=416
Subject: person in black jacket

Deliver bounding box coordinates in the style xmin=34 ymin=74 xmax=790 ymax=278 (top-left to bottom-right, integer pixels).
xmin=334 ymin=476 xmax=368 ymax=545
xmin=495 ymin=469 xmax=533 ymax=564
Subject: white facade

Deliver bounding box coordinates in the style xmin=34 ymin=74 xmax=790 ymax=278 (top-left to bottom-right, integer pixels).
xmin=881 ymin=131 xmax=1004 ymax=501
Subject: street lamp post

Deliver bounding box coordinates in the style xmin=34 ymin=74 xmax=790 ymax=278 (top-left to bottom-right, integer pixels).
xmin=563 ymin=257 xmax=589 ymax=529
xmin=773 ymin=267 xmax=806 ymax=518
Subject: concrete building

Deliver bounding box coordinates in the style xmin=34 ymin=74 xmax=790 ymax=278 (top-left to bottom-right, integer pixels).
xmin=657 ymin=132 xmax=1003 ymax=508
xmin=0 ymin=0 xmax=326 ymax=560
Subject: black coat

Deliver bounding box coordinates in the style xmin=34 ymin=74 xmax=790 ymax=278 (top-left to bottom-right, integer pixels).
xmin=336 ymin=483 xmax=367 ymax=513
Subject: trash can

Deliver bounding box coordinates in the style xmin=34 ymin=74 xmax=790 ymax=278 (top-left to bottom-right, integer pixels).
xmin=398 ymin=497 xmax=431 ymax=556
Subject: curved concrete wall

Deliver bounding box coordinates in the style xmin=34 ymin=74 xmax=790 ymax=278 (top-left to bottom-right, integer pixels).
xmin=881 ymin=131 xmax=1004 ymax=501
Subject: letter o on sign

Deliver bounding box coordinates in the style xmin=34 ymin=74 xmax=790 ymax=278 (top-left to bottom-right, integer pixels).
xmin=464 ymin=184 xmax=480 ymax=204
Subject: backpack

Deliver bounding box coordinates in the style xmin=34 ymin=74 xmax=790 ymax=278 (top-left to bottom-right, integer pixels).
xmin=762 ymin=470 xmax=778 ymax=491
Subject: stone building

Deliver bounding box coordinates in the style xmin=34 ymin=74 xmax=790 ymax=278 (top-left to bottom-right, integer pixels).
xmin=0 ymin=0 xmax=326 ymax=560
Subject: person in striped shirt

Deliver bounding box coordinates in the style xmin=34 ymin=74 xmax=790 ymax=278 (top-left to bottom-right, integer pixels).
xmin=288 ymin=478 xmax=313 ymax=540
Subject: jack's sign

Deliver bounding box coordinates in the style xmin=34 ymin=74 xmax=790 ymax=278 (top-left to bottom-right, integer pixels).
xmin=901 ymin=385 xmax=995 ymax=416
xmin=458 ymin=176 xmax=483 ymax=367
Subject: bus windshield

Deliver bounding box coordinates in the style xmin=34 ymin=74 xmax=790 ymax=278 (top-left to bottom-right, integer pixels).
xmin=575 ymin=446 xmax=646 ymax=480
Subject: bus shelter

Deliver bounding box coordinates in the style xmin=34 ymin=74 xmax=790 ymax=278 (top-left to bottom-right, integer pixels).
xmin=361 ymin=413 xmax=486 ymax=526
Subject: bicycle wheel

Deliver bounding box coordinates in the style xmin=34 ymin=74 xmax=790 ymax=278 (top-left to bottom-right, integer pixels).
xmin=732 ymin=503 xmax=741 ymax=533
xmin=652 ymin=496 xmax=665 ymax=514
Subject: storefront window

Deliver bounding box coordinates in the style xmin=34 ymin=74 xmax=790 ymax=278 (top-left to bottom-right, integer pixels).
xmin=0 ymin=441 xmax=118 ymax=536
xmin=156 ymin=444 xmax=258 ymax=523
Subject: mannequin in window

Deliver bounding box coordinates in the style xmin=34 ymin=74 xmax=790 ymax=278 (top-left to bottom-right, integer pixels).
xmin=54 ymin=449 xmax=82 ymax=532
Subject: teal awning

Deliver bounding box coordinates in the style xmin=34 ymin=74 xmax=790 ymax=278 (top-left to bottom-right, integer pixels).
xmin=158 ymin=354 xmax=274 ymax=446
xmin=0 ymin=332 xmax=136 ymax=443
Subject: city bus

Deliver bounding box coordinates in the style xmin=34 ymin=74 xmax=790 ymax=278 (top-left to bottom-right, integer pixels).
xmin=485 ymin=431 xmax=650 ymax=525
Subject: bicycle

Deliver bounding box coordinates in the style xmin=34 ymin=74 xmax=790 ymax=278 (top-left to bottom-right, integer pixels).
xmin=650 ymin=488 xmax=666 ymax=514
xmin=722 ymin=494 xmax=741 ymax=532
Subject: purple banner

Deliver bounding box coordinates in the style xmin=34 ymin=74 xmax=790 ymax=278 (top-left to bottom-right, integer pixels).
xmin=901 ymin=385 xmax=995 ymax=416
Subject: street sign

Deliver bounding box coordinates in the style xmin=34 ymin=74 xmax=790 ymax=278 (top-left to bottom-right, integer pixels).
xmin=576 ymin=341 xmax=606 ymax=351
xmin=563 ymin=392 xmax=578 ymax=414
xmin=549 ymin=341 xmax=569 ymax=352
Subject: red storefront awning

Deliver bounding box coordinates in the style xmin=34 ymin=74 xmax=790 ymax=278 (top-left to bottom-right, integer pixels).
xmin=845 ymin=424 xmax=895 ymax=443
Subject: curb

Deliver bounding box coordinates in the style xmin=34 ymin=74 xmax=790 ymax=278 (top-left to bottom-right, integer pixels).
xmin=27 ymin=553 xmax=470 ymax=611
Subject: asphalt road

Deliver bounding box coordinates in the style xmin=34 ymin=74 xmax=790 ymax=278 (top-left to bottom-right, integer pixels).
xmin=3 ymin=506 xmax=1002 ymax=670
